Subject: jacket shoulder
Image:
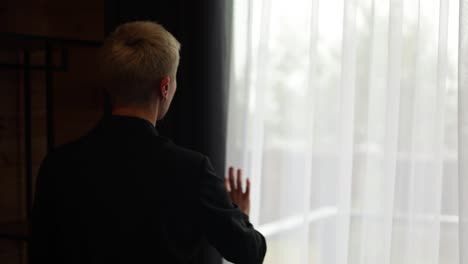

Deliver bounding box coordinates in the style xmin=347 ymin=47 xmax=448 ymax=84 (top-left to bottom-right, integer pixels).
xmin=157 ymin=137 xmax=207 ymax=164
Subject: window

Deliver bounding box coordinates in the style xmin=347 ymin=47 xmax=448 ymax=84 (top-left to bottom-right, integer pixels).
xmin=226 ymin=0 xmax=459 ymax=263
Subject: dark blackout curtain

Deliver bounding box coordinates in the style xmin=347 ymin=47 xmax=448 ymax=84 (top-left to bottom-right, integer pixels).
xmin=104 ymin=1 xmax=232 ymax=264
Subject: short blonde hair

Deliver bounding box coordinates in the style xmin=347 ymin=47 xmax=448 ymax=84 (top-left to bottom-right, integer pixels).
xmin=100 ymin=21 xmax=181 ymax=107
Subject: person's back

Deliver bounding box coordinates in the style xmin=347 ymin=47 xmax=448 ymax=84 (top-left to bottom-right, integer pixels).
xmin=31 ymin=21 xmax=266 ymax=264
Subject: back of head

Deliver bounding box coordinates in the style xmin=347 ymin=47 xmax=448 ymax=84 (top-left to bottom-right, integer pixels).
xmin=100 ymin=21 xmax=181 ymax=107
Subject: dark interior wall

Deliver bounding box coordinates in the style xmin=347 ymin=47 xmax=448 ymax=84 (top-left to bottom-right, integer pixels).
xmin=105 ymin=1 xmax=232 ymax=263
xmin=0 ymin=1 xmax=104 ymax=40
xmin=0 ymin=1 xmax=105 ymax=263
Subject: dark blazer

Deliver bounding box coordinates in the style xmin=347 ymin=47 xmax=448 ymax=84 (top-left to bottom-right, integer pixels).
xmin=31 ymin=115 xmax=266 ymax=264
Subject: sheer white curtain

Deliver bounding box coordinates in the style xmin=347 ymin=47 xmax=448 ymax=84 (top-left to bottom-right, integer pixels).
xmin=460 ymin=1 xmax=468 ymax=264
xmin=226 ymin=0 xmax=460 ymax=263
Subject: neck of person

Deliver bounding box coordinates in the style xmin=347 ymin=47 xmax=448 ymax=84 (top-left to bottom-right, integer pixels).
xmin=112 ymin=103 xmax=159 ymax=126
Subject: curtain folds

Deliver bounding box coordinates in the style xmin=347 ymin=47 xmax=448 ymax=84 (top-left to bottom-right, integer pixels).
xmin=227 ymin=0 xmax=460 ymax=263
xmin=459 ymin=1 xmax=468 ymax=263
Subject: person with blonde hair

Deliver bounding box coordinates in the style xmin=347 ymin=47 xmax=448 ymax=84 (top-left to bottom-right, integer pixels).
xmin=31 ymin=21 xmax=266 ymax=264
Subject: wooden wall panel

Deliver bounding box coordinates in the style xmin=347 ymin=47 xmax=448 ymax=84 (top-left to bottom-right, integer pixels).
xmin=0 ymin=55 xmax=26 ymax=264
xmin=0 ymin=0 xmax=104 ymax=40
xmin=0 ymin=63 xmax=24 ymax=224
xmin=0 ymin=1 xmax=104 ymax=263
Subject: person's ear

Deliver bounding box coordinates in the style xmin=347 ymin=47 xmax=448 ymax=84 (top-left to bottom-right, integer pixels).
xmin=159 ymin=76 xmax=171 ymax=99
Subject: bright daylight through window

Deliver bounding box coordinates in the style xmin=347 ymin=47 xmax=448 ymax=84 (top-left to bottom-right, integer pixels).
xmin=226 ymin=0 xmax=459 ymax=263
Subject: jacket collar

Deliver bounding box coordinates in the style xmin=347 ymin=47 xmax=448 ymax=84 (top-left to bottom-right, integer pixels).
xmin=97 ymin=114 xmax=159 ymax=137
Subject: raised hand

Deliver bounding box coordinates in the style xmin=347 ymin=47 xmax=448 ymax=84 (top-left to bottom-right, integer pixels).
xmin=224 ymin=167 xmax=251 ymax=216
